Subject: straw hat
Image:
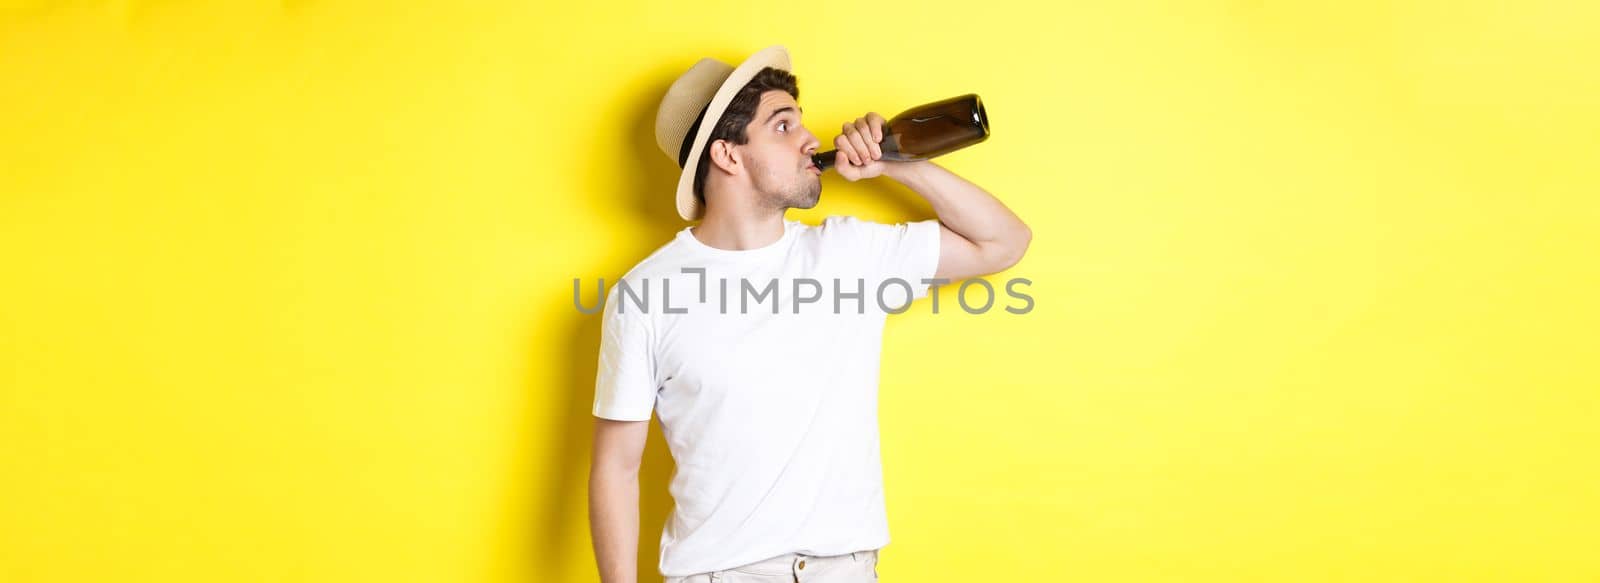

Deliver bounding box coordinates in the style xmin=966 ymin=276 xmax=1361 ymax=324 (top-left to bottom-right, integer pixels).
xmin=654 ymin=45 xmax=791 ymax=221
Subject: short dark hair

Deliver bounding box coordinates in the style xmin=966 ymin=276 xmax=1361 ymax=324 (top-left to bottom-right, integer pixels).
xmin=693 ymin=67 xmax=799 ymax=204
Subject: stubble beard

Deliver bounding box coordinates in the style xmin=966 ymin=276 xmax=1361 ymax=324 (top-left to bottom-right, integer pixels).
xmin=753 ymin=159 xmax=822 ymax=212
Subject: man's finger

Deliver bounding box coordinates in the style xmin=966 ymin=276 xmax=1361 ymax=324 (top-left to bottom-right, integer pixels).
xmin=847 ymin=129 xmax=871 ymax=165
xmin=866 ymin=112 xmax=884 ymax=142
xmin=845 ymin=124 xmax=868 ymax=166
xmin=856 ymin=119 xmax=881 ymax=160
xmin=835 ymin=133 xmax=858 ymax=166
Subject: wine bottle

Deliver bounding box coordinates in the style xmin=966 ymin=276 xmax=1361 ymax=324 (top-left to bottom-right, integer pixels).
xmin=812 ymin=93 xmax=990 ymax=171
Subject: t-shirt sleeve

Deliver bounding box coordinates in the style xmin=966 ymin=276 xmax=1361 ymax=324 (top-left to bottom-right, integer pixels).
xmin=823 ymin=215 xmax=944 ymax=301
xmin=592 ymin=282 xmax=658 ymax=421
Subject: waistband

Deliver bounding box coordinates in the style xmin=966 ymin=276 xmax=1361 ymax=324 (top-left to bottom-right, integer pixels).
xmin=720 ymin=548 xmax=878 ymax=577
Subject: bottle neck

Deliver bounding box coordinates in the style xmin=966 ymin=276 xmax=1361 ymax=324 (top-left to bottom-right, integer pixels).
xmin=812 ymin=151 xmax=838 ymax=171
xmin=811 ymin=134 xmax=904 ymax=171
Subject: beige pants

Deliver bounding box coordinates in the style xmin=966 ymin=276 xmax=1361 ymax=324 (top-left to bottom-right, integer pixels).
xmin=664 ymin=549 xmax=879 ymax=583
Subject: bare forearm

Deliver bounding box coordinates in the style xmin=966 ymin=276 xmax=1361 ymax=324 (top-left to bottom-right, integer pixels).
xmin=589 ymin=468 xmax=640 ymax=583
xmin=885 ymin=160 xmax=1030 ymax=250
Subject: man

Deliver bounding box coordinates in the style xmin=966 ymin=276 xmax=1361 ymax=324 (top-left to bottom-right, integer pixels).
xmin=588 ymin=45 xmax=1030 ymax=582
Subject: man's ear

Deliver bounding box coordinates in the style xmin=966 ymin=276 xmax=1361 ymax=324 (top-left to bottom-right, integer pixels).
xmin=707 ymin=140 xmax=742 ymax=176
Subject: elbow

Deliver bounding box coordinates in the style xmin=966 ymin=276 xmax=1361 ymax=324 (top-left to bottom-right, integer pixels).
xmin=994 ymin=222 xmax=1032 ymax=271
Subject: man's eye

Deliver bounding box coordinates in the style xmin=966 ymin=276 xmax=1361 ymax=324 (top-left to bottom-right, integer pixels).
xmin=777 ymin=122 xmax=787 ymax=132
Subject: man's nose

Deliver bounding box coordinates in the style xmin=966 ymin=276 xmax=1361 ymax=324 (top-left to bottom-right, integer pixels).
xmin=801 ymin=129 xmax=820 ymax=154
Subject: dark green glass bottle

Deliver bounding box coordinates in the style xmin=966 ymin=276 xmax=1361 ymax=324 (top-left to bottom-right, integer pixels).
xmin=812 ymin=93 xmax=990 ymax=171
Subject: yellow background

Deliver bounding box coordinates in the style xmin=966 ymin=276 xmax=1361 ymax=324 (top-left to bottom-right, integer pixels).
xmin=3 ymin=1 xmax=1596 ymax=581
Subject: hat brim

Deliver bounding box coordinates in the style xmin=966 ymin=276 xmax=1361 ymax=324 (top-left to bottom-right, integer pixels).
xmin=675 ymin=45 xmax=792 ymax=221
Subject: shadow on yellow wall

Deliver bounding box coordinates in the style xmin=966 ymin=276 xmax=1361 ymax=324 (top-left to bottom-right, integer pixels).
xmin=535 ymin=71 xmax=685 ymax=582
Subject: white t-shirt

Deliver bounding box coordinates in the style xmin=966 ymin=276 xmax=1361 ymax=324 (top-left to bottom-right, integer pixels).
xmin=591 ymin=215 xmax=942 ymax=577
